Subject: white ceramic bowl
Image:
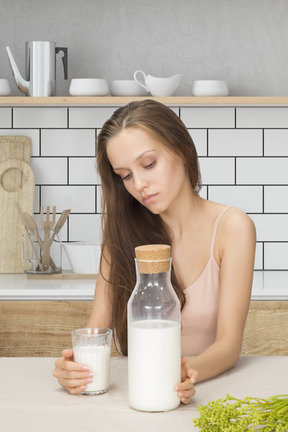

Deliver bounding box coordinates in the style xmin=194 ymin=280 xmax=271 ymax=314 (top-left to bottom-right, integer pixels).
xmin=63 ymin=243 xmax=101 ymax=274
xmin=69 ymin=78 xmax=109 ymax=96
xmin=192 ymin=80 xmax=229 ymax=96
xmin=0 ymin=79 xmax=11 ymax=96
xmin=111 ymin=80 xmax=148 ymax=96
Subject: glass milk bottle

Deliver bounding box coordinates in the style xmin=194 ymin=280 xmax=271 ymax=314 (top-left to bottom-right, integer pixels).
xmin=128 ymin=244 xmax=181 ymax=412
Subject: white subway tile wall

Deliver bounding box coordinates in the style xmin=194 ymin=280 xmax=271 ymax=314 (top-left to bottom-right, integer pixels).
xmin=264 ymin=243 xmax=288 ymax=270
xmin=13 ymin=108 xmax=67 ymax=128
xmin=41 ymin=129 xmax=96 ymax=156
xmin=69 ymin=107 xmax=116 ymax=128
xmin=69 ymin=214 xmax=102 ymax=244
xmin=40 ymin=185 xmax=96 ymax=213
xmin=264 ymin=186 xmax=288 ymax=213
xmin=0 ymin=108 xmax=12 ymax=128
xmin=0 ymin=129 xmax=40 ymax=154
xmin=250 ymin=214 xmax=288 ymax=241
xmin=209 ymin=186 xmax=263 ymax=213
xmin=30 ymin=157 xmax=67 ymax=185
xmin=181 ymin=107 xmax=235 ymax=128
xmin=254 ymin=243 xmax=263 ymax=270
xmin=237 ymin=158 xmax=288 ymax=184
xmin=264 ymin=130 xmax=288 ymax=156
xmin=199 ymin=157 xmax=235 ymax=184
xmin=69 ymin=158 xmax=99 ymax=184
xmin=1 ymin=104 xmax=288 ymax=271
xmin=236 ymin=108 xmax=288 ymax=128
xmin=189 ymin=130 xmax=207 ymax=156
xmin=208 ymin=129 xmax=263 ymax=156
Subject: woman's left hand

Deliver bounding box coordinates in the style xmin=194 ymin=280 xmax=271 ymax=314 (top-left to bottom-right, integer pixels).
xmin=175 ymin=358 xmax=198 ymax=404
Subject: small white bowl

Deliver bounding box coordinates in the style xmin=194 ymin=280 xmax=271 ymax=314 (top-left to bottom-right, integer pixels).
xmin=111 ymin=80 xmax=148 ymax=96
xmin=69 ymin=78 xmax=109 ymax=96
xmin=63 ymin=243 xmax=101 ymax=274
xmin=192 ymin=80 xmax=229 ymax=96
xmin=0 ymin=79 xmax=11 ymax=96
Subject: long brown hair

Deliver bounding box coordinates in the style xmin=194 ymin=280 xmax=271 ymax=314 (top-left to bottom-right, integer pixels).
xmin=97 ymin=100 xmax=201 ymax=355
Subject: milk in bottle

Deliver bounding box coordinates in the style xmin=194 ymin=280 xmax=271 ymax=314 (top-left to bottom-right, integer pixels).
xmin=127 ymin=244 xmax=181 ymax=411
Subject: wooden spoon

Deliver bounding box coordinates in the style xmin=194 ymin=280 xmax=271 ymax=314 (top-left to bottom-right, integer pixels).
xmin=15 ymin=203 xmax=43 ymax=271
xmin=23 ymin=212 xmax=57 ymax=271
xmin=40 ymin=206 xmax=56 ymax=271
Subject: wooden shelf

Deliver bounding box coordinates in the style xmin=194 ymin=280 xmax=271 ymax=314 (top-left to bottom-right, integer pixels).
xmin=1 ymin=96 xmax=288 ymax=106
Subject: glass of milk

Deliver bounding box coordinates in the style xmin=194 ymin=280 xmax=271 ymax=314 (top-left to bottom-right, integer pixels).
xmin=71 ymin=327 xmax=112 ymax=395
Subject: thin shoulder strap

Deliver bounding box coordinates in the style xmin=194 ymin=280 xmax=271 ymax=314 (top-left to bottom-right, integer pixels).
xmin=210 ymin=206 xmax=230 ymax=256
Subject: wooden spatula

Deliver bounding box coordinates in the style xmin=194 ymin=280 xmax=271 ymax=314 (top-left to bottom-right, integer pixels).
xmin=40 ymin=206 xmax=56 ymax=271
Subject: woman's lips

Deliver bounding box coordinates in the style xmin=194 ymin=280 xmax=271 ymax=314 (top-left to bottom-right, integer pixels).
xmin=142 ymin=193 xmax=158 ymax=204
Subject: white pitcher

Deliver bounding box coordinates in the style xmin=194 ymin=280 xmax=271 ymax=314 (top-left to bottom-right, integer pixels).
xmin=134 ymin=70 xmax=183 ymax=97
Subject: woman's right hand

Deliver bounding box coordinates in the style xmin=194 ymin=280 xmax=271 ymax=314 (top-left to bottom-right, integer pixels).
xmin=53 ymin=349 xmax=94 ymax=395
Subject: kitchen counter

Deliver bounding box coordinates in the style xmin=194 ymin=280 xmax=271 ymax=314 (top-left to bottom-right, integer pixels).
xmin=0 ymin=273 xmax=96 ymax=300
xmin=0 ymin=271 xmax=287 ymax=300
xmin=0 ymin=356 xmax=287 ymax=432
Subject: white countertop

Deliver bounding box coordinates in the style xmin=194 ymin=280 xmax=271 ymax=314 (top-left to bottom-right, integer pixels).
xmin=0 ymin=271 xmax=287 ymax=301
xmin=0 ymin=272 xmax=96 ymax=300
xmin=0 ymin=356 xmax=287 ymax=432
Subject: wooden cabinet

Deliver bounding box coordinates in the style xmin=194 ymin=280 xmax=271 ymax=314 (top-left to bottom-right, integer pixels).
xmin=241 ymin=301 xmax=288 ymax=356
xmin=0 ymin=300 xmax=287 ymax=357
xmin=0 ymin=300 xmax=120 ymax=357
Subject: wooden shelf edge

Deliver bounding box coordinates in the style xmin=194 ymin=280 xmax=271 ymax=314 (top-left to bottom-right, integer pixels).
xmin=1 ymin=96 xmax=288 ymax=106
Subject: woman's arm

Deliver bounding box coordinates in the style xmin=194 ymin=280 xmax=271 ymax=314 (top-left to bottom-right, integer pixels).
xmin=176 ymin=209 xmax=256 ymax=403
xmin=187 ymin=209 xmax=256 ymax=381
xmin=53 ymin=251 xmax=113 ymax=394
xmin=87 ymin=253 xmax=113 ymax=328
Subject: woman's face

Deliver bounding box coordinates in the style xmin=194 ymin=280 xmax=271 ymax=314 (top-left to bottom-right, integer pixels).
xmin=106 ymin=127 xmax=190 ymax=215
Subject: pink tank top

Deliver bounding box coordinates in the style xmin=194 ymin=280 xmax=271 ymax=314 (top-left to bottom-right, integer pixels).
xmin=181 ymin=206 xmax=230 ymax=357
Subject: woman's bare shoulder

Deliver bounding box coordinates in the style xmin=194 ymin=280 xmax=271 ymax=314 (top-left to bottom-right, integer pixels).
xmin=204 ymin=200 xmax=254 ymax=228
xmin=219 ymin=206 xmax=256 ymax=242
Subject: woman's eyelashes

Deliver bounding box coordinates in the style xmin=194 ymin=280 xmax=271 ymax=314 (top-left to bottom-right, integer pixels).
xmin=144 ymin=161 xmax=156 ymax=169
xmin=120 ymin=161 xmax=157 ymax=181
xmin=122 ymin=172 xmax=132 ymax=181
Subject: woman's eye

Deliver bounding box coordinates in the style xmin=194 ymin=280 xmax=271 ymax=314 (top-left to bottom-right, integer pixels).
xmin=144 ymin=161 xmax=156 ymax=169
xmin=122 ymin=173 xmax=132 ymax=181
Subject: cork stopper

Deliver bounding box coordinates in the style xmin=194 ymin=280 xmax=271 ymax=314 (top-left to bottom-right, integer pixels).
xmin=135 ymin=244 xmax=171 ymax=274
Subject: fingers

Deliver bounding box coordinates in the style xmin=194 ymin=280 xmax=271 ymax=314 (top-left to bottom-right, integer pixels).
xmin=53 ymin=367 xmax=93 ymax=394
xmin=176 ymin=364 xmax=198 ymax=404
xmin=53 ymin=351 xmax=93 ymax=395
xmin=62 ymin=348 xmax=74 ymax=360
xmin=187 ymin=367 xmax=198 ymax=383
xmin=66 ymin=385 xmax=86 ymax=395
xmin=175 ymin=376 xmax=196 ymax=404
xmin=181 ymin=357 xmax=189 ymax=380
xmin=59 ymin=372 xmax=94 ymax=394
xmin=175 ymin=384 xmax=196 ymax=404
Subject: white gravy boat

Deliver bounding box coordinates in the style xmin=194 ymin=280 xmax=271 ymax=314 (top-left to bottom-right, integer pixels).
xmin=133 ymin=70 xmax=183 ymax=97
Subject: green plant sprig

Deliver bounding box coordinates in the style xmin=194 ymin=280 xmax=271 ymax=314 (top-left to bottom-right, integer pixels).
xmin=193 ymin=394 xmax=288 ymax=431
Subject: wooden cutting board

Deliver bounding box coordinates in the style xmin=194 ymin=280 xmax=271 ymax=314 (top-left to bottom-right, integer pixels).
xmin=0 ymin=136 xmax=31 ymax=191
xmin=0 ymin=159 xmax=34 ymax=273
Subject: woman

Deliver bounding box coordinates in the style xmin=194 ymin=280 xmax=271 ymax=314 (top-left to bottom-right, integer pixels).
xmin=53 ymin=100 xmax=256 ymax=404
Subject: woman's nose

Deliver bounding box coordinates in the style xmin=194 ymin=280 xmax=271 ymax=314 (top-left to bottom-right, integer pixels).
xmin=134 ymin=173 xmax=147 ymax=191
